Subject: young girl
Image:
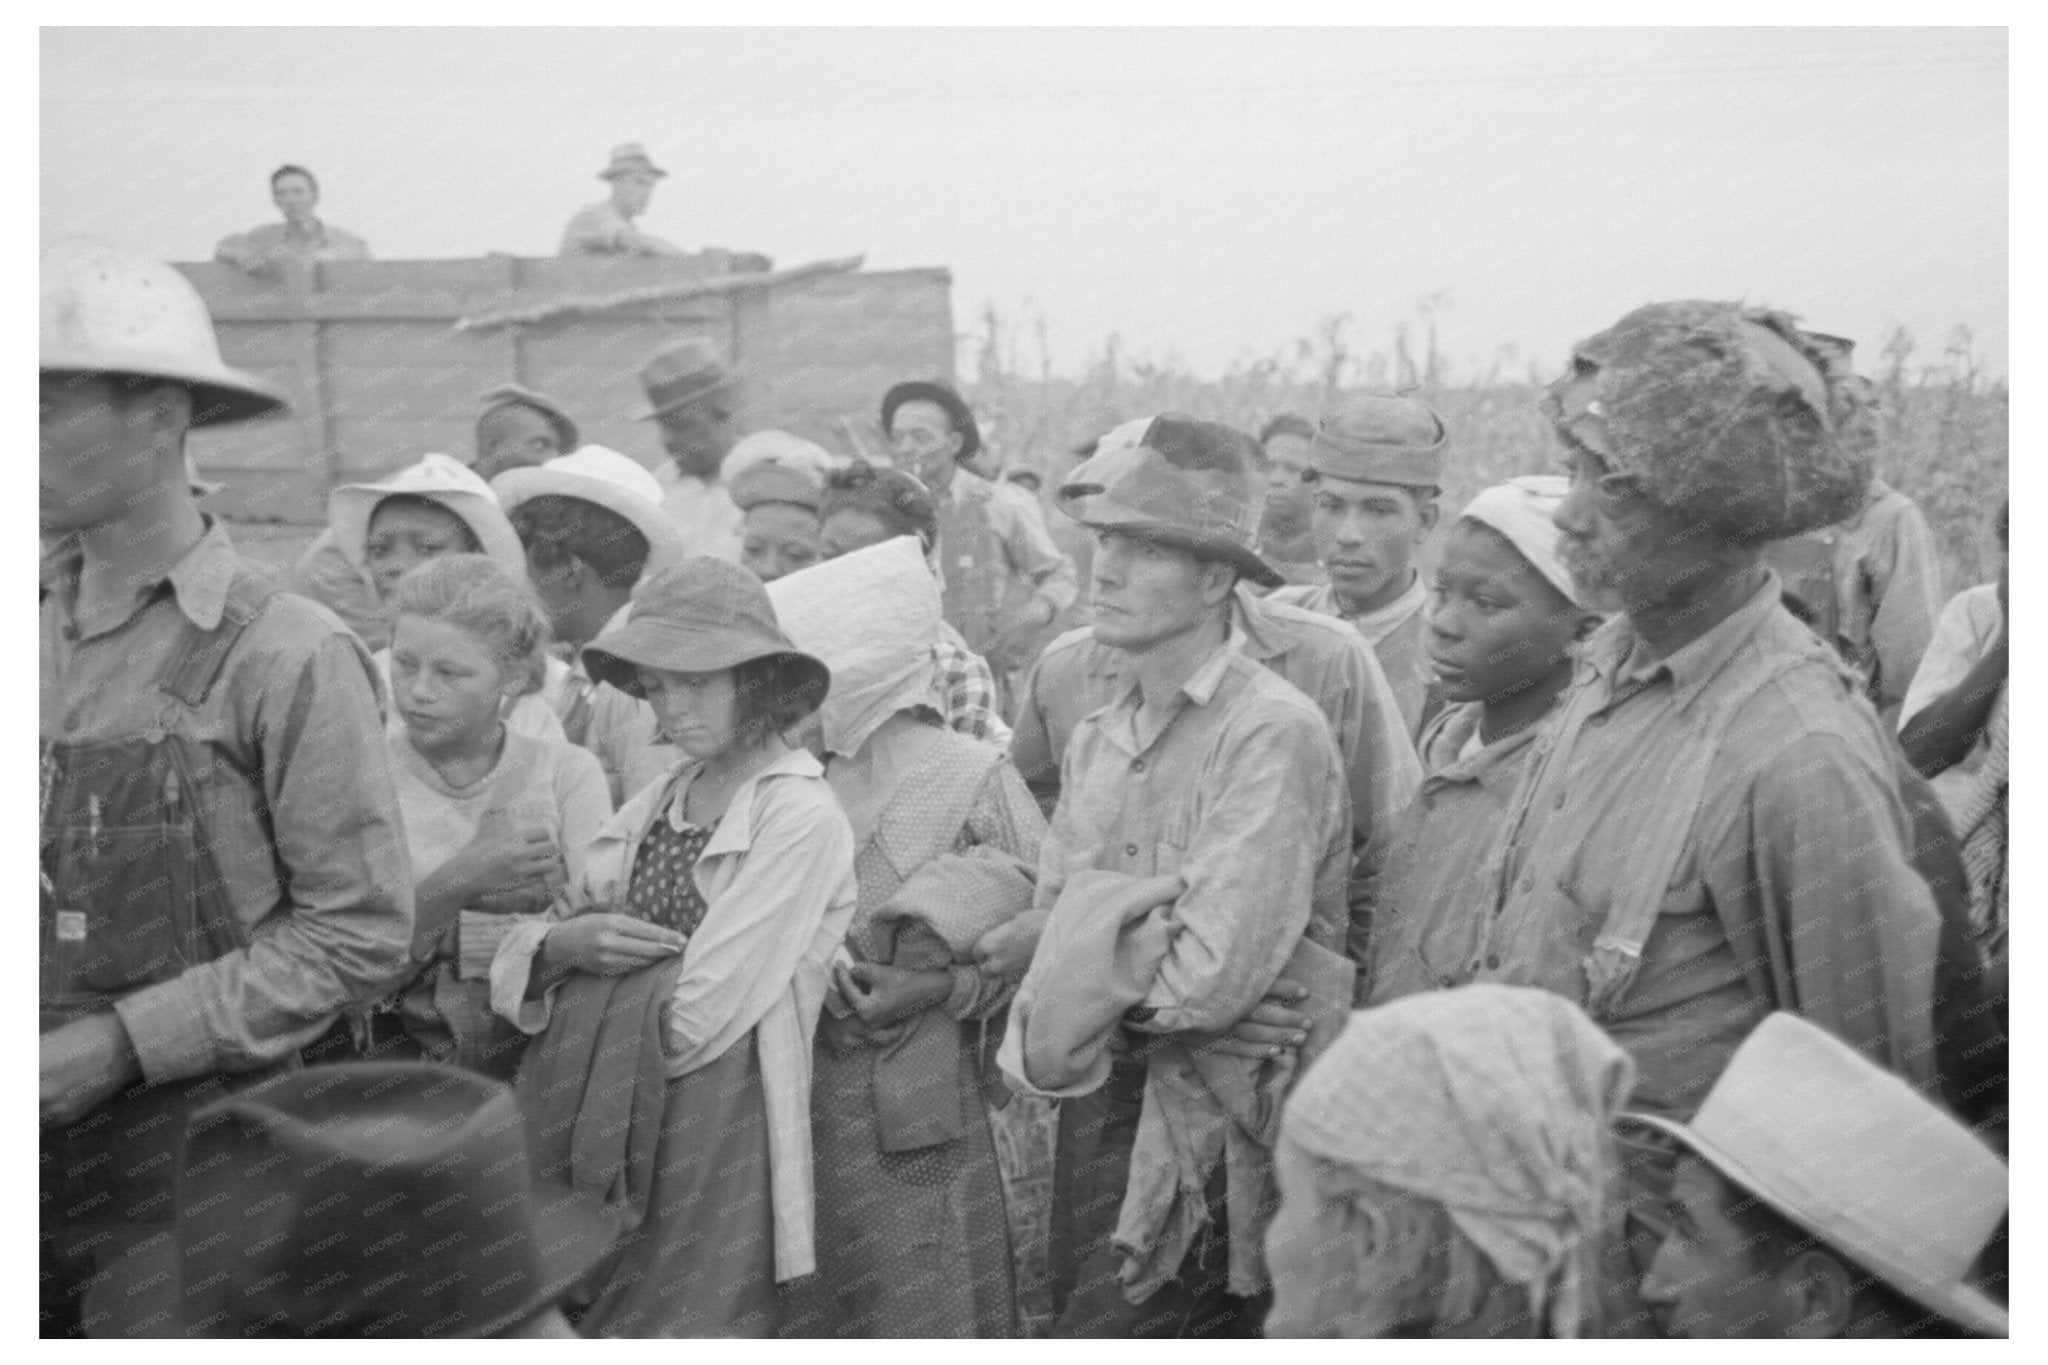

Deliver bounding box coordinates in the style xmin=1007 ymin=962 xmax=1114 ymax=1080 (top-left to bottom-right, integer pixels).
xmin=490 ymin=558 xmax=857 ymax=1338
xmin=381 ymin=555 xmax=611 ymax=1079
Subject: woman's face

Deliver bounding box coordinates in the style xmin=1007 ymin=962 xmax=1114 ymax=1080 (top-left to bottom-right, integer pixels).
xmin=818 ymin=507 xmax=895 ymax=559
xmin=366 ymin=498 xmax=479 ymax=600
xmin=739 ymin=502 xmax=823 ymax=583
xmin=636 ymin=665 xmax=745 ymax=761
xmin=389 ymin=613 xmax=512 ymax=753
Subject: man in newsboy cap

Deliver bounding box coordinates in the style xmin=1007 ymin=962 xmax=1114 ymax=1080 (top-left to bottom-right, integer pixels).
xmin=560 ymin=142 xmax=686 ymax=258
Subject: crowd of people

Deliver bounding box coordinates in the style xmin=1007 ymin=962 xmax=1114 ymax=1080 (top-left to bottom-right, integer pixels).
xmin=40 ymin=233 xmax=2008 ymax=1340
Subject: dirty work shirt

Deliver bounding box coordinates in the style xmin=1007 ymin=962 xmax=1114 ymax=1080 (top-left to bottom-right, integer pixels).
xmin=213 ymin=218 xmax=371 ymax=269
xmin=1899 ymin=583 xmax=2006 ymax=825
xmin=1469 ymin=572 xmax=1941 ymax=1120
xmin=1032 ymin=645 xmax=1351 ymax=1301
xmin=1269 ymin=573 xmax=1433 ymax=739
xmin=40 ymin=518 xmax=413 ymax=1080
xmin=932 ymin=464 xmax=1079 ymax=657
xmin=653 ymin=467 xmax=744 ymax=564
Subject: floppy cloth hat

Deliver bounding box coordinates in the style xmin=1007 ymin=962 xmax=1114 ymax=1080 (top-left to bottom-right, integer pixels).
xmin=1280 ymin=985 xmax=1636 ymax=1338
xmin=581 ymin=557 xmax=829 ymax=714
xmin=1456 ymin=475 xmax=1581 ymax=609
xmin=1307 ymin=392 xmax=1448 ymax=489
xmin=1624 ymin=1012 xmax=2008 ymax=1337
xmin=633 ymin=338 xmax=739 ymax=421
xmin=1541 ymin=300 xmax=1874 ymax=544
xmin=86 ymin=1062 xmax=617 ymax=1338
xmin=477 ymin=382 xmax=579 ymax=454
xmin=41 ymin=237 xmax=287 ymax=427
xmin=330 ymin=452 xmax=528 ymax=576
xmin=492 ymin=445 xmax=687 ymax=574
xmin=1056 ymin=413 xmax=1283 ymax=588
xmin=881 ymin=379 xmax=982 ymax=462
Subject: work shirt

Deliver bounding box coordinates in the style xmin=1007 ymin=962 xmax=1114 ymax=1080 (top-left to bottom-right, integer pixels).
xmin=558 ymin=200 xmax=684 ymax=257
xmin=40 ymin=519 xmax=413 ymax=1083
xmin=653 ymin=466 xmax=744 ymax=564
xmin=1269 ymin=573 xmax=1433 ymax=738
xmin=213 ymin=218 xmax=370 ymax=269
xmin=1828 ymin=480 xmax=1947 ymax=720
xmin=932 ymin=464 xmax=1079 ymax=656
xmin=1899 ymin=583 xmax=2006 ymax=824
xmin=1468 ymin=572 xmax=1941 ymax=1119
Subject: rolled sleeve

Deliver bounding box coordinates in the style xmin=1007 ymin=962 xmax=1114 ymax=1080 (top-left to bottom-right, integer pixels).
xmin=488 ymin=916 xmax=565 ymax=1035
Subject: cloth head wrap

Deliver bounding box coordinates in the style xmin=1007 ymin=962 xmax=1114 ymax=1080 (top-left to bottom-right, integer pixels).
xmin=1456 ymin=475 xmax=1581 ymax=609
xmin=1541 ymin=300 xmax=1875 ymax=543
xmin=1279 ymin=985 xmax=1635 ymax=1338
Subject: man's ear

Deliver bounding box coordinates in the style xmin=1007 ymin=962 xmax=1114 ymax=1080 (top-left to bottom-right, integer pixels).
xmin=1200 ymin=560 xmax=1238 ymax=608
xmin=1781 ymin=1247 xmax=1857 ymax=1339
xmin=1415 ymin=494 xmax=1441 ymax=535
xmin=1574 ymin=610 xmax=1605 ymax=642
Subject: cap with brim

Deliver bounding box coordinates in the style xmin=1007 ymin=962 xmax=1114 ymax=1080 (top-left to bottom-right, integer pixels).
xmin=1621 ymin=1013 xmax=2008 ymax=1338
xmin=493 ymin=446 xmax=688 ymax=576
xmin=881 ymin=380 xmax=981 ymax=462
xmin=478 ymin=382 xmax=579 ymax=454
xmin=633 ymin=338 xmax=740 ymax=421
xmin=1057 ymin=414 xmax=1283 ymax=589
xmin=330 ymin=452 xmax=528 ymax=577
xmin=1307 ymin=393 xmax=1448 ymax=489
xmin=582 ymin=557 xmax=830 ymax=712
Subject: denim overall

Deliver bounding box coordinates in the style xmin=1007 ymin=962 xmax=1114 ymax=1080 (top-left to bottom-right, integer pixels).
xmin=40 ymin=575 xmax=290 ymax=1333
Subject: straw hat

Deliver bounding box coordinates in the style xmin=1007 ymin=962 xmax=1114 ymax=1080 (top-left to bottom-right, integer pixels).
xmin=881 ymin=380 xmax=981 ymax=462
xmin=1625 ymin=1012 xmax=2008 ymax=1337
xmin=1056 ymin=413 xmax=1282 ymax=588
xmin=87 ymin=1063 xmax=617 ymax=1338
xmin=41 ymin=237 xmax=287 ymax=427
xmin=1307 ymin=393 xmax=1448 ymax=490
xmin=329 ymin=452 xmax=527 ymax=575
xmin=492 ymin=445 xmax=687 ymax=575
xmin=582 ymin=557 xmax=829 ymax=710
xmin=633 ymin=338 xmax=740 ymax=421
xmin=598 ymin=141 xmax=667 ymax=181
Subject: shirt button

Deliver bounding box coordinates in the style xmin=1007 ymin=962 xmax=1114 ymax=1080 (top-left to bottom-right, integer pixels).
xmin=1486 ymin=954 xmax=1502 ymax=970
xmin=1124 ymin=843 xmax=1139 ymax=857
xmin=1588 ymin=714 xmax=1607 ymax=728
xmin=1553 ymin=791 xmax=1567 ymax=810
xmin=1519 ymin=875 xmax=1534 ymax=893
xmin=64 ymin=711 xmax=83 ymax=732
xmin=61 ymin=624 xmax=79 ymax=642
xmin=1131 ymin=760 xmax=1146 ymax=775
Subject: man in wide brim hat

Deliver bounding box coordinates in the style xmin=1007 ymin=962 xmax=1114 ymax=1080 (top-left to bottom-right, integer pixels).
xmin=637 ymin=337 xmax=747 ymax=564
xmin=561 ymin=142 xmax=684 ymax=259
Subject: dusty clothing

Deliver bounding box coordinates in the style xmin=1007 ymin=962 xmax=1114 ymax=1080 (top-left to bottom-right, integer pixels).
xmin=933 ymin=464 xmax=1079 ymax=657
xmin=1900 ymin=583 xmax=2006 ymax=822
xmin=214 ymin=218 xmax=370 ymax=268
xmin=1269 ymin=573 xmax=1433 ymax=739
xmin=653 ymin=466 xmax=744 ymax=563
xmin=290 ymin=527 xmax=389 ymax=651
xmin=1468 ymin=573 xmax=1941 ymax=1120
xmin=1020 ymin=644 xmax=1351 ymax=1308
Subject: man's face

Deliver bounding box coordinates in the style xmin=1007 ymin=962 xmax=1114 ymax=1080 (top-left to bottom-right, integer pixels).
xmin=272 ymin=173 xmax=318 ymax=226
xmin=1087 ymin=527 xmax=1225 ymax=653
xmin=473 ymin=403 xmax=565 ymax=482
xmin=611 ymin=172 xmax=657 ymax=217
xmin=1639 ymin=1156 xmax=1807 ymax=1338
xmin=1262 ymin=434 xmax=1314 ymax=523
xmin=1309 ymin=474 xmax=1436 ymax=609
xmin=1552 ymin=443 xmax=1717 ymax=617
xmin=888 ymin=399 xmax=963 ymax=488
xmin=39 ymin=373 xmax=170 ymax=536
xmin=656 ymin=400 xmax=734 ymax=480
xmin=1427 ymin=521 xmax=1584 ymax=706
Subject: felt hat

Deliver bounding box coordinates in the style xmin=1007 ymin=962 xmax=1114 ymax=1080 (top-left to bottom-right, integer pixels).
xmin=330 ymin=452 xmax=528 ymax=576
xmin=730 ymin=458 xmax=824 ymax=514
xmin=1456 ymin=475 xmax=1581 ymax=609
xmin=1056 ymin=413 xmax=1283 ymax=588
xmin=1306 ymin=393 xmax=1448 ymax=490
xmin=881 ymin=379 xmax=981 ymax=462
xmin=1541 ymin=301 xmax=1873 ymax=544
xmin=41 ymin=237 xmax=288 ymax=427
xmin=477 ymin=382 xmax=579 ymax=455
xmin=598 ymin=141 xmax=667 ymax=180
xmin=492 ymin=445 xmax=687 ymax=575
xmin=582 ymin=557 xmax=830 ymax=711
xmin=1624 ymin=1012 xmax=2008 ymax=1338
xmin=85 ymin=1063 xmax=618 ymax=1338
xmin=633 ymin=337 xmax=739 ymax=420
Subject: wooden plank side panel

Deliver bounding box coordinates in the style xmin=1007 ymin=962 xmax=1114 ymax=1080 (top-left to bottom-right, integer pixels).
xmin=324 ymin=320 xmax=519 ymax=422
xmin=329 ymin=418 xmax=481 ymax=476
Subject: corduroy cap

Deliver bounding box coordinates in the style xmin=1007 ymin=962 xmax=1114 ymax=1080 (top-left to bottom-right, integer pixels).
xmin=1306 ymin=393 xmax=1448 ymax=490
xmin=881 ymin=380 xmax=982 ymax=462
xmin=1056 ymin=413 xmax=1282 ymax=588
xmin=582 ymin=557 xmax=830 ymax=712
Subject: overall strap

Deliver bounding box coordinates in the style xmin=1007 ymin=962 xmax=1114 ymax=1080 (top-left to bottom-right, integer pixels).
xmin=157 ymin=571 xmax=281 ymax=709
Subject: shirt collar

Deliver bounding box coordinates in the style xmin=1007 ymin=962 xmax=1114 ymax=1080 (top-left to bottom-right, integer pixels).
xmin=666 ymin=746 xmax=827 ymax=849
xmin=1345 ymin=572 xmax=1429 ymax=641
xmin=41 ymin=515 xmax=239 ymax=635
xmin=1227 ymin=583 xmax=1288 ymax=663
xmin=1589 ymin=569 xmax=1786 ymax=715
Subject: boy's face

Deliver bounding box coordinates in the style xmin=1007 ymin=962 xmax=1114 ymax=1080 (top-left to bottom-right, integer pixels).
xmin=1427 ymin=521 xmax=1584 ymax=706
xmin=1309 ymin=474 xmax=1437 ymax=609
xmin=1639 ymin=1156 xmax=1808 ymax=1338
xmin=1088 ymin=528 xmax=1226 ymax=653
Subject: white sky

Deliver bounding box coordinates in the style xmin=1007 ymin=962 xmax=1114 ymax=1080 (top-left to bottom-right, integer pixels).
xmin=40 ymin=25 xmax=2007 ymax=381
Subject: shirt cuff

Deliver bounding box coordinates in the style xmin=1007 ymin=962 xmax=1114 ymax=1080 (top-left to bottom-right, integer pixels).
xmin=113 ymin=979 xmax=218 ymax=1085
xmin=487 ymin=917 xmax=562 ymax=1034
xmin=457 ymin=912 xmax=524 ymax=980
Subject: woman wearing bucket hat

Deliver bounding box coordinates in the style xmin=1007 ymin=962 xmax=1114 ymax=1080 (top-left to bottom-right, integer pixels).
xmin=488 ymin=558 xmax=856 ymax=1337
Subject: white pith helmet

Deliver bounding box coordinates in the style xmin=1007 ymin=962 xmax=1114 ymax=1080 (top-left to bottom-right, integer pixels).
xmin=40 ymin=237 xmax=289 ymax=427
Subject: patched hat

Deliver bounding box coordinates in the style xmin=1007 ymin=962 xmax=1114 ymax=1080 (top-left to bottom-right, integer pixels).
xmin=599 ymin=141 xmax=667 ymax=181
xmin=492 ymin=445 xmax=687 ymax=576
xmin=582 ymin=558 xmax=829 ymax=714
xmin=1056 ymin=413 xmax=1282 ymax=588
xmin=633 ymin=337 xmax=739 ymax=421
xmin=881 ymin=380 xmax=982 ymax=462
xmin=730 ymin=458 xmax=824 ymax=515
xmin=1307 ymin=393 xmax=1448 ymax=490
xmin=476 ymin=382 xmax=579 ymax=455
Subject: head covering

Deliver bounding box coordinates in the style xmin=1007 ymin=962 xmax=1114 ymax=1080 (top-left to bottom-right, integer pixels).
xmin=582 ymin=557 xmax=828 ymax=711
xmin=476 ymin=382 xmax=579 ymax=454
xmin=1625 ymin=1012 xmax=2008 ymax=1338
xmin=41 ymin=237 xmax=288 ymax=427
xmin=1056 ymin=413 xmax=1282 ymax=589
xmin=491 ymin=445 xmax=686 ymax=575
xmin=768 ymin=535 xmax=942 ymax=757
xmin=722 ymin=428 xmax=838 ymax=485
xmin=1541 ymin=300 xmax=1875 ymax=544
xmin=729 ymin=458 xmax=825 ymax=515
xmin=330 ymin=452 xmax=528 ymax=575
xmin=1456 ymin=475 xmax=1580 ymax=609
xmin=633 ymin=337 xmax=739 ymax=420
xmin=1281 ymin=985 xmax=1635 ymax=1339
xmin=598 ymin=141 xmax=667 ymax=180
xmin=1306 ymin=394 xmax=1448 ymax=490
xmin=89 ymin=1062 xmax=617 ymax=1338
xmin=881 ymin=379 xmax=982 ymax=462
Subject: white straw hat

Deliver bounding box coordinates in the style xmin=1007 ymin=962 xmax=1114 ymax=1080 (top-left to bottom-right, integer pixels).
xmin=492 ymin=445 xmax=686 ymax=575
xmin=329 ymin=453 xmax=526 ymax=576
